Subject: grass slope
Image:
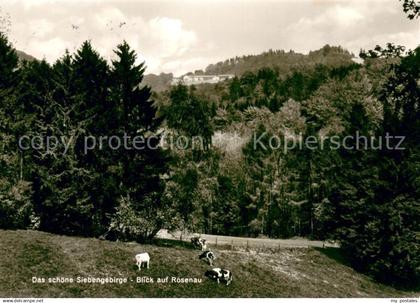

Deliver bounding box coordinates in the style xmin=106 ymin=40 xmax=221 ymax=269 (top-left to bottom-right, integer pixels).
xmin=0 ymin=230 xmax=417 ymax=298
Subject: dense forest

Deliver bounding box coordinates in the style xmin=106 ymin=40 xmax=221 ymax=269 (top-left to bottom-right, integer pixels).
xmin=1 ymin=2 xmax=419 ymax=287
xmin=155 ymin=44 xmax=420 ymax=286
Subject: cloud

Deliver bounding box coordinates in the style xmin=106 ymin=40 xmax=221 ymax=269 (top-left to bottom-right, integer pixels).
xmin=281 ymin=0 xmax=418 ymax=55
xmin=26 ymin=37 xmax=71 ymax=61
xmin=93 ymin=7 xmax=126 ymax=30
xmin=332 ymin=6 xmax=364 ymax=26
xmin=344 ymin=31 xmax=420 ymax=52
xmin=148 ymin=17 xmax=197 ymax=58
xmin=7 ymin=3 xmax=199 ymax=74
xmin=7 ymin=0 xmax=101 ymax=11
xmin=28 ymin=19 xmax=55 ymax=38
xmin=3 ymin=0 xmax=418 ymax=75
xmin=291 ymin=5 xmax=364 ymax=31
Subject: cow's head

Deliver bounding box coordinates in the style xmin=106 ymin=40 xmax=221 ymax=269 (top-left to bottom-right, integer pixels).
xmin=205 ymin=270 xmax=218 ymax=280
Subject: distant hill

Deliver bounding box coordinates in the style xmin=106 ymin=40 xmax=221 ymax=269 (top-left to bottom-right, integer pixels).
xmin=202 ymin=45 xmax=355 ymax=76
xmin=143 ymin=73 xmax=173 ymax=92
xmin=16 ymin=50 xmax=36 ymax=62
xmin=145 ymin=45 xmax=356 ymax=92
xmin=13 ymin=46 xmax=355 ymax=93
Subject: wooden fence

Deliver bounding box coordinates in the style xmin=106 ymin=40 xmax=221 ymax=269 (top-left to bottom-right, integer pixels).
xmin=156 ymin=229 xmax=339 ymax=250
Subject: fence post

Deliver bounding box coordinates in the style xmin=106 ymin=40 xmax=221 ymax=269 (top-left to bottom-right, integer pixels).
xmin=231 ymin=239 xmax=233 ymax=250
xmin=216 ymin=237 xmax=218 ymax=247
xmin=246 ymin=240 xmax=249 ymax=250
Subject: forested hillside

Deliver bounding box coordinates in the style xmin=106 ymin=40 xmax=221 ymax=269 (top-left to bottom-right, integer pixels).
xmin=142 ymin=45 xmax=355 ymax=92
xmin=16 ymin=50 xmax=36 ymax=62
xmin=155 ymin=43 xmax=420 ymax=287
xmin=143 ymin=72 xmax=173 ymax=92
xmin=202 ymin=45 xmax=355 ymax=76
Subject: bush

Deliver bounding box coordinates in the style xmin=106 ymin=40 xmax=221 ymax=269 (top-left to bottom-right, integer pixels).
xmin=0 ymin=180 xmax=34 ymax=229
xmin=108 ymin=195 xmax=163 ymax=243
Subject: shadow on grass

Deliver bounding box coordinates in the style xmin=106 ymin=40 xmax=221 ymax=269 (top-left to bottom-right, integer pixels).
xmin=315 ymin=247 xmax=351 ymax=267
xmin=151 ymin=238 xmax=195 ymax=250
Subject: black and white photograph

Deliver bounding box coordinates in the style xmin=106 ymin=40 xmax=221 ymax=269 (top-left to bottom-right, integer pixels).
xmin=0 ymin=0 xmax=419 ymax=301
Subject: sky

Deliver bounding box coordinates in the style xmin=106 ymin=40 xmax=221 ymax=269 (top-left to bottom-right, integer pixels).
xmin=0 ymin=0 xmax=418 ymax=76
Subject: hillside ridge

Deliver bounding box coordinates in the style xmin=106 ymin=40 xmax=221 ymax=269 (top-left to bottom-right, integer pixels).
xmin=144 ymin=44 xmax=355 ymax=91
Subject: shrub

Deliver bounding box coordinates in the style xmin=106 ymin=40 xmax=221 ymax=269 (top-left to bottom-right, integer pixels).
xmin=108 ymin=195 xmax=163 ymax=243
xmin=0 ymin=180 xmax=34 ymax=229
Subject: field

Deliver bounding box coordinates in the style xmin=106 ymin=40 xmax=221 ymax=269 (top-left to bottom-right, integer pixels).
xmin=0 ymin=230 xmax=418 ymax=298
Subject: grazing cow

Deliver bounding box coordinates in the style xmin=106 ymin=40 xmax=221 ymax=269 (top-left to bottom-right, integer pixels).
xmin=191 ymin=236 xmax=207 ymax=251
xmin=199 ymin=250 xmax=216 ymax=266
xmin=204 ymin=268 xmax=233 ymax=285
xmin=134 ymin=252 xmax=150 ymax=271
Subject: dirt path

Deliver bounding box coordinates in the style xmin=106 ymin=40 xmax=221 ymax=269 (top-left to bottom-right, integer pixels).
xmin=156 ymin=229 xmax=339 ymax=249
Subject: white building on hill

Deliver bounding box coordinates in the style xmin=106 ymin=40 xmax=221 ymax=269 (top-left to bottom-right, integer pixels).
xmin=171 ymin=74 xmax=234 ymax=86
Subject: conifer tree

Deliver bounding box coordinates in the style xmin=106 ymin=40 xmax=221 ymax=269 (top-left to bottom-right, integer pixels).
xmin=0 ymin=33 xmax=33 ymax=228
xmin=109 ymin=41 xmax=168 ymax=242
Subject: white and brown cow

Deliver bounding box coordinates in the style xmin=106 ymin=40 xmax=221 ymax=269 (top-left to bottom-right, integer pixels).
xmin=205 ymin=268 xmax=233 ymax=285
xmin=191 ymin=236 xmax=207 ymax=251
xmin=199 ymin=250 xmax=216 ymax=266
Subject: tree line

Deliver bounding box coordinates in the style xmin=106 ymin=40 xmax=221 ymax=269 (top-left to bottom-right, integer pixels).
xmin=0 ymin=35 xmax=168 ymax=242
